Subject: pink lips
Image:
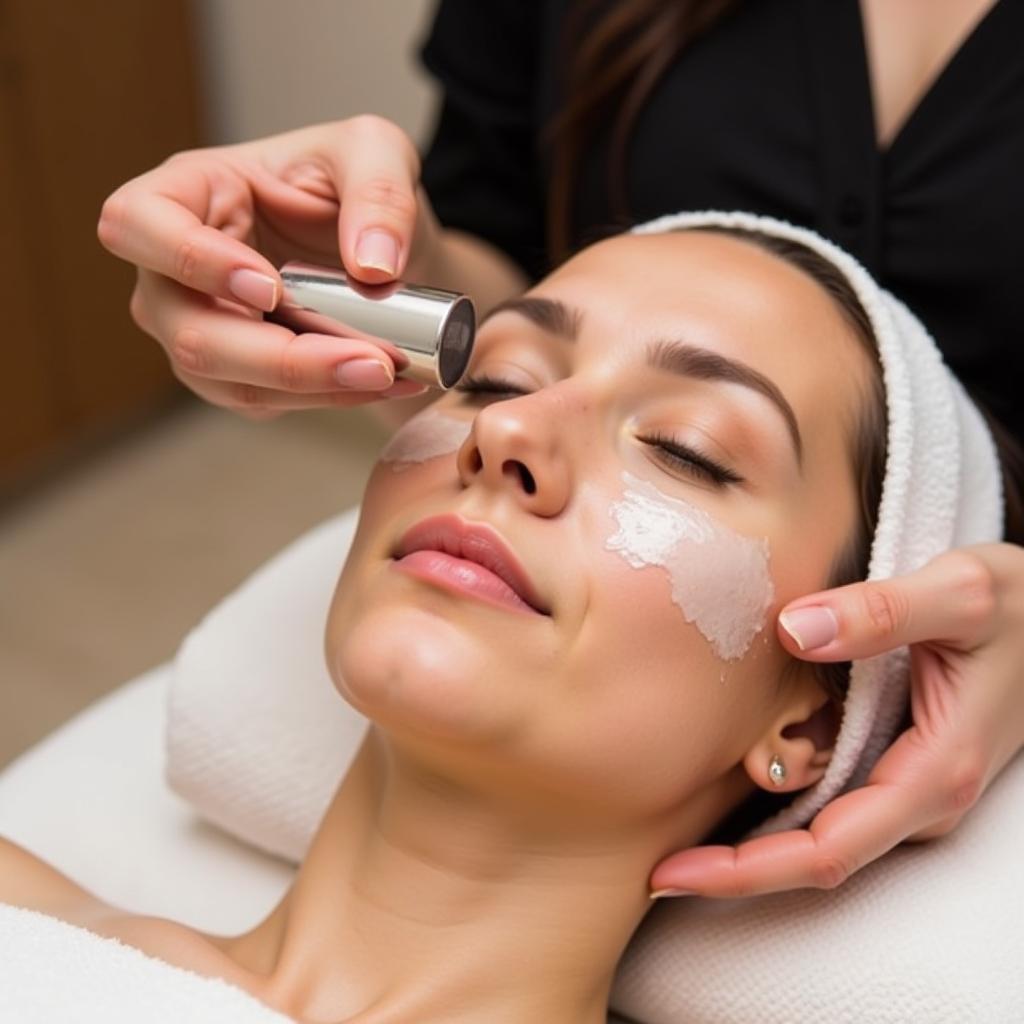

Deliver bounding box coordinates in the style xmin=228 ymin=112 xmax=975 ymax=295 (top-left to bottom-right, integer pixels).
xmin=392 ymin=514 xmax=549 ymax=616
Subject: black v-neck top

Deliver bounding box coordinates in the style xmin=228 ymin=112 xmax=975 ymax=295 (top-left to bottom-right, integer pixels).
xmin=418 ymin=0 xmax=1024 ymax=444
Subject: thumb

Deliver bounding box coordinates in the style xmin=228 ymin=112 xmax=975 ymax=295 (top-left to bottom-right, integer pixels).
xmin=776 ymin=550 xmax=996 ymax=661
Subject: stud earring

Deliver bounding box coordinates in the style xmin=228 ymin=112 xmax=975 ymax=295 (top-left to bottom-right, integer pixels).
xmin=768 ymin=754 xmax=787 ymax=787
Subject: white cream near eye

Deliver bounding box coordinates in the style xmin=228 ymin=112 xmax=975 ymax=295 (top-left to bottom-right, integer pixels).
xmin=605 ymin=470 xmax=774 ymax=661
xmin=379 ymin=408 xmax=472 ymax=471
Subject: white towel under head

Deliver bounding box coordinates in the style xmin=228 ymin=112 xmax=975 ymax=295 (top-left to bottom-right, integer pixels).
xmin=630 ymin=210 xmax=1004 ymax=836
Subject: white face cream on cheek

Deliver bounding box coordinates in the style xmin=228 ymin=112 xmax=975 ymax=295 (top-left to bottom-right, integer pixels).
xmin=379 ymin=408 xmax=472 ymax=471
xmin=605 ymin=470 xmax=775 ymax=661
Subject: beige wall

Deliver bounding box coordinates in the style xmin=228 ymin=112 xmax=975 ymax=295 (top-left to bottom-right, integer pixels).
xmin=191 ymin=0 xmax=440 ymax=146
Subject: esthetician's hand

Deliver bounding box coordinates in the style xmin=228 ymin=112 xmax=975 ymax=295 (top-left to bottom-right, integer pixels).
xmin=649 ymin=542 xmax=1024 ymax=898
xmin=97 ymin=117 xmax=440 ymax=418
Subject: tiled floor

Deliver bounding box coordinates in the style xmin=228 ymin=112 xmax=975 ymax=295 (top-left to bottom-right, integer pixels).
xmin=0 ymin=400 xmax=389 ymax=770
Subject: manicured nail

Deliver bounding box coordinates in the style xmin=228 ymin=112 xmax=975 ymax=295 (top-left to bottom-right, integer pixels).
xmin=336 ymin=358 xmax=394 ymax=389
xmin=228 ymin=268 xmax=278 ymax=312
xmin=649 ymin=888 xmax=700 ymax=900
xmin=380 ymin=379 xmax=430 ymax=398
xmin=355 ymin=229 xmax=399 ymax=275
xmin=779 ymin=606 xmax=839 ymax=651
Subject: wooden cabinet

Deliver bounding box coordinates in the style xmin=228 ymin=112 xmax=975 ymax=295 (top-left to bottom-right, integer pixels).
xmin=0 ymin=0 xmax=201 ymax=496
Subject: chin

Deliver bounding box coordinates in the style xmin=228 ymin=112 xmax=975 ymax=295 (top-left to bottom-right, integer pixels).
xmin=327 ymin=599 xmax=521 ymax=746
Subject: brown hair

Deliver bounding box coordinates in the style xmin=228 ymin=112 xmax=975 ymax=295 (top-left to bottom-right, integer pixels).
xmin=544 ymin=0 xmax=741 ymax=264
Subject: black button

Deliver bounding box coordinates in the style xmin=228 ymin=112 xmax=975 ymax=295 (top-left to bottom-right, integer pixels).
xmin=838 ymin=194 xmax=865 ymax=227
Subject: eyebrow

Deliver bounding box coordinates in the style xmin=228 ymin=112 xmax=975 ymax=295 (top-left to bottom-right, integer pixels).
xmin=480 ymin=295 xmax=804 ymax=467
xmin=481 ymin=295 xmax=583 ymax=341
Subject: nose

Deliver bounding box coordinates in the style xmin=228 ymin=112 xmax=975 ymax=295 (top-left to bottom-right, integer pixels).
xmin=455 ymin=391 xmax=573 ymax=517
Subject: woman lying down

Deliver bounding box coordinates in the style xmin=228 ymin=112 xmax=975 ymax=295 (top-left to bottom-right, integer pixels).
xmin=0 ymin=211 xmax=1007 ymax=1024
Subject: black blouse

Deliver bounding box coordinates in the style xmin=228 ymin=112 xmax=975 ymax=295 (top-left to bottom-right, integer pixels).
xmin=417 ymin=0 xmax=1024 ymax=445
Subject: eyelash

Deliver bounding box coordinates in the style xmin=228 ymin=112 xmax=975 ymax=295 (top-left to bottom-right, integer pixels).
xmin=637 ymin=430 xmax=743 ymax=486
xmin=453 ymin=373 xmax=523 ymax=398
xmin=454 ymin=373 xmax=743 ymax=488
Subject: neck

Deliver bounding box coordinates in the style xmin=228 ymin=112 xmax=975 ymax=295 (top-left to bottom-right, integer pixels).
xmin=228 ymin=727 xmax=743 ymax=1024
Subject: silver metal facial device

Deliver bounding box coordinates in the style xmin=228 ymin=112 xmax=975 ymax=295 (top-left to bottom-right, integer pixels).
xmin=265 ymin=261 xmax=476 ymax=389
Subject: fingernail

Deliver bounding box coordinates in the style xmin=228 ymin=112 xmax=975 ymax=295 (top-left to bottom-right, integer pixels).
xmin=380 ymin=379 xmax=430 ymax=398
xmin=649 ymin=888 xmax=700 ymax=900
xmin=229 ymin=268 xmax=278 ymax=312
xmin=336 ymin=358 xmax=394 ymax=389
xmin=355 ymin=229 xmax=399 ymax=275
xmin=779 ymin=606 xmax=839 ymax=651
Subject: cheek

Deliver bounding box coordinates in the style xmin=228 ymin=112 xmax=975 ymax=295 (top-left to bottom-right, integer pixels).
xmin=346 ymin=402 xmax=475 ymax=554
xmin=346 ymin=422 xmax=466 ymax=561
xmin=524 ymin=546 xmax=776 ymax=819
xmin=765 ymin=396 xmax=865 ymax=600
xmin=527 ymin=472 xmax=788 ymax=816
xmin=378 ymin=406 xmax=471 ymax=470
xmin=763 ymin=470 xmax=861 ymax=604
xmin=606 ymin=471 xmax=775 ymax=661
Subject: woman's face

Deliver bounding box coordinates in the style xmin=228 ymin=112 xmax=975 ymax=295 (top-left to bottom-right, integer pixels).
xmin=325 ymin=231 xmax=874 ymax=827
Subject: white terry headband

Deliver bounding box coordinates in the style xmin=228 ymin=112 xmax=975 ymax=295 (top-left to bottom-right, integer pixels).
xmin=630 ymin=210 xmax=1005 ymax=836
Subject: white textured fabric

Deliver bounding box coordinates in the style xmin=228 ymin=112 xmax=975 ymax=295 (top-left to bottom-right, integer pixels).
xmin=0 ymin=667 xmax=293 ymax=935
xmin=167 ymin=508 xmax=369 ymax=863
xmin=610 ymin=746 xmax=1024 ymax=1023
xmin=0 ymin=903 xmax=295 ymax=1024
xmin=631 ymin=211 xmax=1004 ymax=834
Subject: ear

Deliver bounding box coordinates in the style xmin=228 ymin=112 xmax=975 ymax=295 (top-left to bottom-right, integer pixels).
xmin=741 ymin=676 xmax=841 ymax=793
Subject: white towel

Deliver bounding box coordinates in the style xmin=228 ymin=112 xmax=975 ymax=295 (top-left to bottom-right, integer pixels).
xmin=0 ymin=903 xmax=295 ymax=1023
xmin=167 ymin=510 xmax=368 ymax=863
xmin=610 ymin=743 xmax=1024 ymax=1023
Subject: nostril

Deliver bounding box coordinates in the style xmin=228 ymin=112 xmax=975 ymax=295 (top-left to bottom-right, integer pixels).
xmin=503 ymin=459 xmax=536 ymax=495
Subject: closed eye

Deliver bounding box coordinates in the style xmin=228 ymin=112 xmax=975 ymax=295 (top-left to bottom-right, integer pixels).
xmin=455 ymin=374 xmax=743 ymax=487
xmin=453 ymin=373 xmax=528 ymax=399
xmin=637 ymin=431 xmax=743 ymax=487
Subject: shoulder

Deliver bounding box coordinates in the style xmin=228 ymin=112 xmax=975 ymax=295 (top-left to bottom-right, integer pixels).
xmin=0 ymin=834 xmax=102 ymax=918
xmin=0 ymin=834 xmax=250 ymax=985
